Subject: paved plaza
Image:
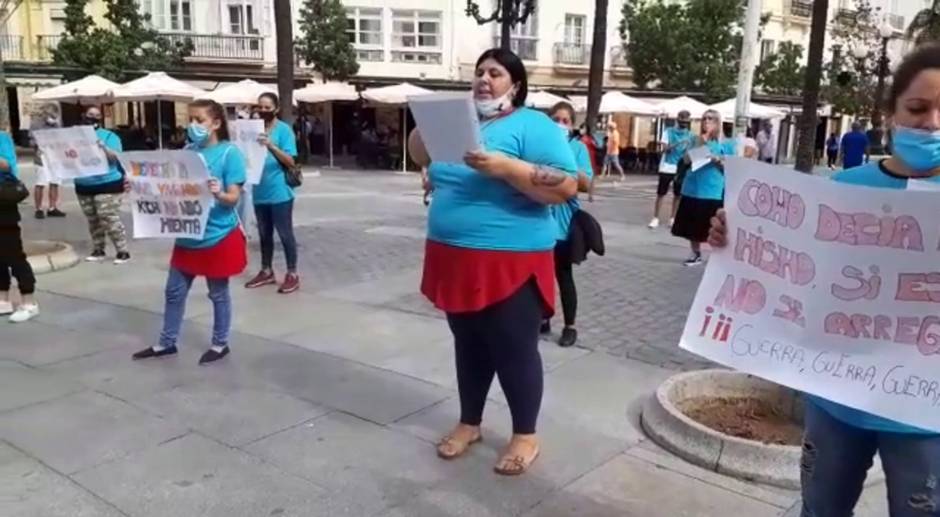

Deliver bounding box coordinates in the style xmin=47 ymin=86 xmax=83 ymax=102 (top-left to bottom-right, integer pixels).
xmin=2 ymin=165 xmax=886 ymax=516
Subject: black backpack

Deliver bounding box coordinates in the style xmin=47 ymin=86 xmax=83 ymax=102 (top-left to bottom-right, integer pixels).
xmin=0 ymin=171 xmax=28 ymax=205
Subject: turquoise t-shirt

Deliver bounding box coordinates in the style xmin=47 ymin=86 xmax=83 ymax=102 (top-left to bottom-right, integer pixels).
xmin=427 ymin=107 xmax=578 ymax=252
xmin=808 ymin=160 xmax=939 ymax=434
xmin=74 ymin=128 xmax=123 ymax=187
xmin=253 ymin=120 xmax=298 ymax=205
xmin=659 ymin=127 xmax=694 ymax=174
xmin=680 ymin=138 xmax=735 ymax=201
xmin=0 ymin=132 xmax=18 ymax=178
xmin=176 ymin=142 xmax=247 ymax=249
xmin=550 ymin=137 xmax=594 ymax=241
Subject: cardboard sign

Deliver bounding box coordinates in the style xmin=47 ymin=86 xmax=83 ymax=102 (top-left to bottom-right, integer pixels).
xmin=121 ymin=150 xmax=213 ymax=239
xmin=681 ymin=158 xmax=940 ymax=432
xmin=230 ymin=119 xmax=266 ymax=185
xmin=31 ymin=126 xmax=108 ymax=179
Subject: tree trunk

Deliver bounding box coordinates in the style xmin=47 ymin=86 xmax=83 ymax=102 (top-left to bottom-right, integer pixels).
xmin=273 ymin=0 xmax=295 ymax=123
xmin=795 ymin=0 xmax=828 ymax=173
xmin=586 ymin=0 xmax=608 ymax=131
xmin=500 ymin=0 xmax=512 ymax=50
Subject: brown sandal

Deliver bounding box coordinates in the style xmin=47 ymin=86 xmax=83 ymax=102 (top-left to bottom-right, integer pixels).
xmin=436 ymin=433 xmax=482 ymax=460
xmin=494 ymin=446 xmax=540 ymax=476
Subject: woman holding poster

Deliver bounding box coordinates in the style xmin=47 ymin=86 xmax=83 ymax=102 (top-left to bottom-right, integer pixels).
xmin=0 ymin=131 xmax=39 ymax=323
xmin=132 ymin=99 xmax=247 ymax=366
xmin=671 ymin=109 xmax=735 ymax=267
xmin=75 ymin=106 xmax=131 ymax=265
xmin=244 ymin=92 xmax=300 ymax=295
xmin=409 ymin=48 xmax=578 ymax=476
xmin=709 ymin=44 xmax=940 ymax=517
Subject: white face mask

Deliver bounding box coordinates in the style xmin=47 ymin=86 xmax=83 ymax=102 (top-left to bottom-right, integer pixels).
xmin=475 ymin=89 xmax=514 ymax=118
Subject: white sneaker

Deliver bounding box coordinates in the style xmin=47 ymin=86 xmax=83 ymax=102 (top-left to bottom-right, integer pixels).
xmin=669 ymin=218 xmax=675 ymax=228
xmin=9 ymin=304 xmax=39 ymax=323
xmin=648 ymin=218 xmax=660 ymax=229
xmin=0 ymin=300 xmax=12 ymax=315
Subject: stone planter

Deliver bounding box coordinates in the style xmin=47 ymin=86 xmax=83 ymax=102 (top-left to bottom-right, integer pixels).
xmin=24 ymin=240 xmax=80 ymax=274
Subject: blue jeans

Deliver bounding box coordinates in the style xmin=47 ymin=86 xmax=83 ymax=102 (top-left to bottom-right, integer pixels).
xmin=801 ymin=402 xmax=940 ymax=516
xmin=254 ymin=200 xmax=297 ymax=272
xmin=158 ymin=267 xmax=231 ymax=348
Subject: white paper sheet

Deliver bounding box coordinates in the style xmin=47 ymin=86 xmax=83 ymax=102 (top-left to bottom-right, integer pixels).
xmin=229 ymin=119 xmax=266 ymax=185
xmin=407 ymin=92 xmax=481 ymax=164
xmin=120 ymin=150 xmax=213 ymax=240
xmin=32 ymin=126 xmax=109 ymax=180
xmin=688 ymin=145 xmax=713 ymax=172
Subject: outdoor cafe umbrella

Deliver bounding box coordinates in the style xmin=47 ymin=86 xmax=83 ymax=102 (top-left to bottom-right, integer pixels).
xmin=708 ymin=98 xmax=786 ymax=120
xmin=361 ymin=83 xmax=434 ymax=172
xmin=656 ymin=95 xmax=710 ymax=119
xmin=197 ymin=79 xmax=278 ymax=106
xmin=294 ymin=81 xmax=360 ymax=168
xmin=112 ymin=72 xmax=206 ymax=148
xmin=31 ymin=74 xmax=119 ymax=105
xmin=598 ymin=91 xmax=661 ymax=116
xmin=526 ymin=90 xmax=570 ymax=110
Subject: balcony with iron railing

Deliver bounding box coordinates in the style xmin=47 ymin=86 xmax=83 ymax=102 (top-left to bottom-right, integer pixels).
xmin=789 ymin=0 xmax=812 ymax=18
xmin=0 ymin=35 xmax=23 ymax=61
xmin=162 ymin=33 xmax=264 ymax=61
xmin=553 ymin=42 xmax=591 ymax=67
xmin=36 ymin=34 xmax=63 ymax=61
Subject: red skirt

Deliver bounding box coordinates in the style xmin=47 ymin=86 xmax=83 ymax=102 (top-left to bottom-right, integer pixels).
xmin=170 ymin=228 xmax=247 ymax=279
xmin=421 ymin=240 xmax=556 ymax=316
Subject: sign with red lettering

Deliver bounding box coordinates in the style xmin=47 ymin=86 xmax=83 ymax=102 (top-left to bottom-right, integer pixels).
xmin=681 ymin=158 xmax=940 ymax=432
xmin=32 ymin=126 xmax=108 ymax=179
xmin=121 ymin=150 xmax=212 ymax=239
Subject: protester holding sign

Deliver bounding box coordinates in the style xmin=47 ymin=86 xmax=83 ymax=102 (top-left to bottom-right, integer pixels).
xmin=29 ymin=104 xmax=65 ymax=219
xmin=75 ymin=106 xmax=131 ymax=265
xmin=409 ymin=48 xmax=577 ymax=476
xmin=244 ymin=92 xmax=300 ymax=295
xmin=132 ymin=99 xmax=247 ymax=366
xmin=707 ymin=44 xmax=940 ymax=517
xmin=0 ymin=131 xmax=39 ymax=323
xmin=672 ymin=109 xmax=735 ymax=267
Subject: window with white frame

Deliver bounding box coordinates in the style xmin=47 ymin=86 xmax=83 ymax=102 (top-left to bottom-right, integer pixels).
xmin=141 ymin=0 xmax=191 ymax=31
xmin=496 ymin=10 xmax=538 ymax=60
xmin=563 ymin=14 xmax=585 ymax=45
xmin=760 ymin=39 xmax=776 ymax=62
xmin=228 ymin=3 xmax=258 ymax=34
xmin=391 ymin=10 xmax=442 ymax=64
xmin=346 ymin=7 xmax=384 ymax=62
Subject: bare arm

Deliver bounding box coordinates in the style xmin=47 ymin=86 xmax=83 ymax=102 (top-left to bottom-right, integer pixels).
xmin=209 ymin=179 xmax=241 ymax=206
xmin=464 ymin=150 xmax=577 ymax=205
xmin=576 ymin=171 xmax=591 ymax=193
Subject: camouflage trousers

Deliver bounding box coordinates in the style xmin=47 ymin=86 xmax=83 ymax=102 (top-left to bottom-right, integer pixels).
xmin=77 ymin=193 xmax=128 ymax=254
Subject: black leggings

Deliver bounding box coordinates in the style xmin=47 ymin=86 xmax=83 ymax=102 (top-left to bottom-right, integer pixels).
xmin=0 ymin=226 xmax=35 ymax=295
xmin=446 ymin=280 xmax=544 ymax=434
xmin=555 ymin=241 xmax=577 ymax=327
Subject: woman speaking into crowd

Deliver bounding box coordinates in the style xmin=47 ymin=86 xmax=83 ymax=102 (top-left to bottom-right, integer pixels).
xmin=409 ymin=48 xmax=578 ymax=476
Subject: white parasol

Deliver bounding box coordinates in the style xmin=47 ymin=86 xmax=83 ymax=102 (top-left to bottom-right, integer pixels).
xmin=295 ymin=82 xmax=360 ymax=168
xmin=31 ymin=75 xmax=119 ymax=105
xmin=112 ymin=72 xmax=206 ymax=147
xmin=361 ymin=83 xmax=434 ymax=172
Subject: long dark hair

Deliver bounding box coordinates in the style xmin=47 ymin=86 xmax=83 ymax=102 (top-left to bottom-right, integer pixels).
xmin=475 ymin=48 xmax=528 ymax=107
xmin=258 ymin=92 xmax=280 ymax=109
xmin=887 ymin=43 xmax=940 ymax=113
xmin=189 ymin=99 xmax=230 ymax=141
xmin=549 ymin=101 xmax=578 ymax=141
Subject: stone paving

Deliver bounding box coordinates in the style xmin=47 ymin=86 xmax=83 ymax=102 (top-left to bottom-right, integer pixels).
xmin=1 ymin=165 xmax=888 ymax=516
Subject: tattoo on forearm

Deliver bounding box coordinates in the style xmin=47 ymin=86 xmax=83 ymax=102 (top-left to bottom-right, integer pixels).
xmin=530 ymin=165 xmax=568 ymax=187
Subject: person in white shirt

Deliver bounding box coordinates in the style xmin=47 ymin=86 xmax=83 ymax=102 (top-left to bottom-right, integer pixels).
xmin=756 ymin=120 xmax=776 ymax=164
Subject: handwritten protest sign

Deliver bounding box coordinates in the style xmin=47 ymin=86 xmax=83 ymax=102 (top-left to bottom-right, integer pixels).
xmin=32 ymin=126 xmax=108 ymax=179
xmin=121 ymin=150 xmax=212 ymax=239
xmin=230 ymin=119 xmax=265 ymax=185
xmin=681 ymin=158 xmax=940 ymax=432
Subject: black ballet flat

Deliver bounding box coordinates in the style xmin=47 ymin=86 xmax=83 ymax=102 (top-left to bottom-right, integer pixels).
xmin=132 ymin=346 xmax=178 ymax=361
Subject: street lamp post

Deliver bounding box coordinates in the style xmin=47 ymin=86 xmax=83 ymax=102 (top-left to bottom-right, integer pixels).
xmin=854 ymin=23 xmax=894 ymax=156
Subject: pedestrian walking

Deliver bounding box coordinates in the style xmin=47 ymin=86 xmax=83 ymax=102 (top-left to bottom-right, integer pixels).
xmin=409 ymin=48 xmax=578 ymax=476
xmin=541 ymin=101 xmax=597 ymax=348
xmin=132 ymin=99 xmax=248 ymax=365
xmin=0 ymin=130 xmax=39 ymax=323
xmin=756 ymin=120 xmax=776 ymax=164
xmin=244 ymin=92 xmax=300 ymax=294
xmin=604 ymin=121 xmax=625 ymax=181
xmin=671 ymin=109 xmax=734 ymax=267
xmin=75 ymin=106 xmax=130 ymax=265
xmin=841 ymin=122 xmax=870 ymax=169
xmin=29 ymin=104 xmax=65 ymax=219
xmin=709 ymin=43 xmax=940 ymax=517
xmin=650 ymin=110 xmax=695 ymax=229
xmin=826 ymin=132 xmax=840 ymax=169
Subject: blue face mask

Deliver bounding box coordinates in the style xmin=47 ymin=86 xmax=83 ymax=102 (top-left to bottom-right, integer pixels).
xmin=892 ymin=126 xmax=940 ymax=172
xmin=187 ymin=123 xmax=210 ymax=147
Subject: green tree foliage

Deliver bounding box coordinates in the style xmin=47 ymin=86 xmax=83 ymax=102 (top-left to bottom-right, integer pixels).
xmin=296 ymin=0 xmax=359 ymax=80
xmin=821 ymin=0 xmax=881 ymax=115
xmin=620 ymin=0 xmax=745 ymax=102
xmin=54 ymin=0 xmax=191 ymax=81
xmin=755 ymin=41 xmax=806 ymax=96
xmin=907 ymin=0 xmax=940 ymax=46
